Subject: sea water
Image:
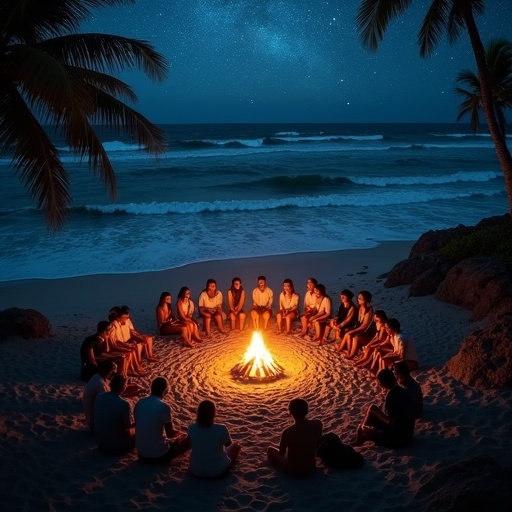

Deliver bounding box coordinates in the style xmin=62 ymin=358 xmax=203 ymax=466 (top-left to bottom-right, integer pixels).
xmin=0 ymin=123 xmax=509 ymax=281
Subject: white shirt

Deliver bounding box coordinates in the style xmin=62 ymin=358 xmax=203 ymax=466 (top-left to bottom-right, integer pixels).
xmin=82 ymin=373 xmax=108 ymax=429
xmin=252 ymin=287 xmax=273 ymax=308
xmin=198 ymin=290 xmax=223 ymax=309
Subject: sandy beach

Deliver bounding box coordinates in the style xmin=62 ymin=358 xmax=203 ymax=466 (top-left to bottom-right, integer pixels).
xmin=1 ymin=241 xmax=511 ymax=511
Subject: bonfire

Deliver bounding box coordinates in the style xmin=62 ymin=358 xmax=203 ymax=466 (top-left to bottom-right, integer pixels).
xmin=231 ymin=331 xmax=285 ymax=382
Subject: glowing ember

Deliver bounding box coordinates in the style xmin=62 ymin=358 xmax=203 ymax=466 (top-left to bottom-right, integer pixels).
xmin=231 ymin=331 xmax=285 ymax=382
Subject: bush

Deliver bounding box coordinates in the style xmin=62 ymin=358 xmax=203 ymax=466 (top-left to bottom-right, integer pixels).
xmin=440 ymin=224 xmax=512 ymax=265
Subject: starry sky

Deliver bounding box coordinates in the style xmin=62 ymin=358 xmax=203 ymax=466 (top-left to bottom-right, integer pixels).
xmin=83 ymin=0 xmax=512 ymax=124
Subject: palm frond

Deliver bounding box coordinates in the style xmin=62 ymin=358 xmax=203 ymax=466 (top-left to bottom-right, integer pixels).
xmin=0 ymin=84 xmax=71 ymax=230
xmin=418 ymin=0 xmax=452 ymax=57
xmin=356 ymin=0 xmax=413 ymax=52
xmin=1 ymin=0 xmax=134 ymax=42
xmin=38 ymin=33 xmax=169 ymax=82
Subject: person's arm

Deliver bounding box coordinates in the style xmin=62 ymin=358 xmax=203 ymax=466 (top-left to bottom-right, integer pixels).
xmin=215 ymin=291 xmax=223 ymax=314
xmin=164 ymin=421 xmax=178 ymax=439
xmin=228 ymin=290 xmax=235 ymax=313
xmin=337 ymin=305 xmax=355 ymax=329
xmin=278 ymin=431 xmax=288 ymax=456
xmin=156 ymin=307 xmax=166 ymax=329
xmin=289 ymin=293 xmax=299 ymax=313
xmin=86 ymin=347 xmax=98 ymax=369
xmin=348 ymin=307 xmax=373 ymax=335
xmin=267 ymin=289 xmax=273 ymax=310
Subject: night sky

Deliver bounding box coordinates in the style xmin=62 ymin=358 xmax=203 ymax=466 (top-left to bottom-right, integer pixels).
xmin=84 ymin=0 xmax=512 ymax=124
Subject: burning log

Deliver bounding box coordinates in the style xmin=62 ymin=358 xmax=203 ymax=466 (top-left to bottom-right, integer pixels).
xmin=231 ymin=331 xmax=285 ymax=382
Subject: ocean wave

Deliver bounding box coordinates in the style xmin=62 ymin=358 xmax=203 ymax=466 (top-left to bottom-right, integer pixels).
xmin=230 ymin=174 xmax=352 ymax=189
xmin=57 ymin=141 xmax=146 ymax=152
xmin=83 ymin=189 xmax=503 ymax=215
xmin=431 ymin=132 xmax=512 ymax=139
xmin=348 ymin=170 xmax=501 ymax=187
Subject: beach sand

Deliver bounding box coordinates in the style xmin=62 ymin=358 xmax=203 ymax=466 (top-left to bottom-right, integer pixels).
xmin=1 ymin=241 xmax=511 ymax=511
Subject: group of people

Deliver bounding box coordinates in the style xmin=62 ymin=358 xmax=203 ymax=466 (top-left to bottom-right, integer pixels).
xmin=82 ymin=361 xmax=423 ymax=477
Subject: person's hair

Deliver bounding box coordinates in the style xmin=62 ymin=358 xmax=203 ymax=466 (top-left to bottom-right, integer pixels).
xmin=96 ymin=320 xmax=111 ymax=334
xmin=177 ymin=287 xmax=190 ymax=300
xmin=110 ymin=374 xmax=126 ymax=393
xmin=98 ymin=360 xmax=116 ymax=377
xmin=196 ymin=400 xmax=216 ymax=428
xmin=386 ymin=318 xmax=401 ymax=334
xmin=358 ymin=290 xmax=372 ymax=304
xmin=308 ymin=277 xmax=318 ymax=286
xmin=394 ymin=360 xmax=411 ymax=377
xmin=119 ymin=305 xmax=130 ymax=316
xmin=374 ymin=310 xmax=388 ymax=323
xmin=151 ymin=377 xmax=168 ymax=396
xmin=108 ymin=306 xmax=120 ymax=322
xmin=283 ymin=278 xmax=295 ymax=294
xmin=158 ymin=292 xmax=171 ymax=307
xmin=257 ymin=275 xmax=266 ymax=282
xmin=231 ymin=277 xmax=242 ymax=289
xmin=289 ymin=398 xmax=308 ymax=418
xmin=340 ymin=289 xmax=354 ymax=301
xmin=314 ymin=283 xmax=326 ymax=296
xmin=377 ymin=369 xmax=397 ymax=388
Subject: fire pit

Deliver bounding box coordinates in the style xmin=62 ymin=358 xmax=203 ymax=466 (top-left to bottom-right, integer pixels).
xmin=231 ymin=331 xmax=285 ymax=382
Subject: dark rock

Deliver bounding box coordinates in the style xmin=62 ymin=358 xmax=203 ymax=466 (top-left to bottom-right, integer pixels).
xmin=385 ymin=253 xmax=449 ymax=291
xmin=409 ymin=225 xmax=472 ymax=257
xmin=409 ymin=262 xmax=451 ymax=297
xmin=0 ymin=308 xmax=51 ymax=340
xmin=475 ymin=213 xmax=511 ymax=228
xmin=445 ymin=317 xmax=512 ymax=389
xmin=408 ymin=455 xmax=512 ymax=512
xmin=436 ymin=257 xmax=512 ymax=321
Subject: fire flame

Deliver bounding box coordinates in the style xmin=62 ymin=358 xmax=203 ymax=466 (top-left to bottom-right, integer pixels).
xmin=231 ymin=331 xmax=284 ymax=381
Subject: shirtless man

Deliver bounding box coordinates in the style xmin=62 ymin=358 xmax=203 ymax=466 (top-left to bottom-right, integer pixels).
xmin=267 ymin=398 xmax=323 ymax=476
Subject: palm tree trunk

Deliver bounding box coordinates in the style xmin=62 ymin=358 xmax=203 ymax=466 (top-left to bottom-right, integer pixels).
xmin=463 ymin=6 xmax=512 ymax=218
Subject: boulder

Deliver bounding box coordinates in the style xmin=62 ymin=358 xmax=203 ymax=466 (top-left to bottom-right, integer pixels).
xmin=436 ymin=257 xmax=512 ymax=321
xmin=0 ymin=308 xmax=51 ymax=340
xmin=444 ymin=317 xmax=512 ymax=389
xmin=407 ymin=455 xmax=512 ymax=512
xmin=409 ymin=225 xmax=472 ymax=257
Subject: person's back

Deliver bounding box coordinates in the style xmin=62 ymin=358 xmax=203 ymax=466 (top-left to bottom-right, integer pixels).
xmin=281 ymin=417 xmax=323 ymax=476
xmin=394 ymin=361 xmax=423 ymax=419
xmin=94 ymin=375 xmax=134 ymax=454
xmin=134 ymin=394 xmax=169 ymax=458
xmin=82 ymin=360 xmax=116 ymax=431
xmin=384 ymin=384 xmax=416 ymax=447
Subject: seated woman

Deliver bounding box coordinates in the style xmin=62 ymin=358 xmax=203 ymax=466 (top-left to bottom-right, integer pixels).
xmin=381 ymin=318 xmax=419 ymax=372
xmin=198 ymin=279 xmax=227 ymax=337
xmin=156 ymin=292 xmax=193 ymax=348
xmin=320 ymin=289 xmax=356 ymax=345
xmin=176 ymin=287 xmax=203 ymax=343
xmin=227 ymin=277 xmax=246 ymax=331
xmin=308 ymin=284 xmax=332 ymax=342
xmin=353 ymin=310 xmax=391 ymax=372
xmin=188 ymin=400 xmax=241 ymax=478
xmin=275 ymin=279 xmax=299 ymax=335
xmin=335 ymin=290 xmax=376 ymax=359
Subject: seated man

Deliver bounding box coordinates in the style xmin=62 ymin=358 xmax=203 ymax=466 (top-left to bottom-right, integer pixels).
xmin=267 ymin=398 xmax=323 ymax=476
xmin=82 ymin=360 xmax=117 ymax=431
xmin=112 ymin=305 xmax=158 ymax=363
xmin=198 ymin=279 xmax=227 ymax=337
xmin=355 ymin=369 xmax=416 ymax=448
xmin=250 ymin=275 xmax=273 ymax=330
xmin=94 ymin=374 xmax=135 ymax=455
xmin=134 ymin=377 xmax=190 ymax=463
xmin=394 ymin=361 xmax=423 ymax=419
xmin=80 ymin=321 xmax=127 ymax=381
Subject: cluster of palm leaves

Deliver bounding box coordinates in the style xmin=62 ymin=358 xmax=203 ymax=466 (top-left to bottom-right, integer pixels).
xmin=0 ymin=0 xmax=168 ymax=231
xmin=357 ymin=0 xmax=512 ymax=215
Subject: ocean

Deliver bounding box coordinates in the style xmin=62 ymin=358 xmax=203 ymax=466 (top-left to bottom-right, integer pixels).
xmin=0 ymin=123 xmax=509 ymax=281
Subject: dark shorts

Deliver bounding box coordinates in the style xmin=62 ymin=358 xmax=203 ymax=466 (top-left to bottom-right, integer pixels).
xmin=138 ymin=437 xmax=191 ymax=464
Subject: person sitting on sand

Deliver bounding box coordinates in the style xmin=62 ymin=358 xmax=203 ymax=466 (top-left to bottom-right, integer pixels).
xmin=198 ymin=279 xmax=227 ymax=337
xmin=188 ymin=399 xmax=241 ymax=478
xmin=80 ymin=321 xmax=127 ymax=381
xmin=275 ymin=278 xmax=299 ymax=335
xmin=94 ymin=374 xmax=135 ymax=455
xmin=394 ymin=361 xmax=423 ymax=419
xmin=320 ymin=288 xmax=356 ymax=345
xmin=176 ymin=287 xmax=203 ymax=343
xmin=382 ymin=318 xmax=419 ymax=372
xmin=267 ymin=398 xmax=323 ymax=476
xmin=227 ymin=277 xmax=246 ymax=331
xmin=156 ymin=292 xmax=193 ymax=347
xmin=112 ymin=305 xmax=158 ymax=362
xmin=353 ymin=310 xmax=391 ymax=373
xmin=250 ymin=276 xmax=273 ymax=330
xmin=336 ymin=290 xmax=376 ymax=359
xmin=308 ymin=284 xmax=331 ymax=342
xmin=355 ymin=369 xmax=415 ymax=448
xmin=82 ymin=360 xmax=117 ymax=431
xmin=134 ymin=377 xmax=190 ymax=463
xmin=299 ymin=277 xmax=318 ymax=336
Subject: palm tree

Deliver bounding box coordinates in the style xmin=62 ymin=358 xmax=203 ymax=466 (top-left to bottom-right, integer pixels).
xmin=0 ymin=0 xmax=169 ymax=231
xmin=356 ymin=0 xmax=512 ymax=216
xmin=456 ymin=38 xmax=512 ymax=136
